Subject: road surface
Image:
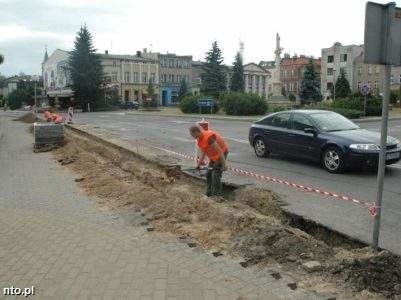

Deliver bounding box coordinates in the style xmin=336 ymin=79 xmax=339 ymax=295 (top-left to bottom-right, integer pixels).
xmin=4 ymin=110 xmax=401 ymax=254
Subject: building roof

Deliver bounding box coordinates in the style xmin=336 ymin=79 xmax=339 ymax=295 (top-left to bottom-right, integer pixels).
xmin=98 ymin=53 xmax=156 ymax=62
xmin=281 ymin=56 xmax=321 ymax=66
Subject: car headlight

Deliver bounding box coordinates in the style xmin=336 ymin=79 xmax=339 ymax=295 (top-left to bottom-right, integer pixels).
xmin=349 ymin=144 xmax=380 ymax=151
xmin=395 ymin=139 xmax=401 ymax=148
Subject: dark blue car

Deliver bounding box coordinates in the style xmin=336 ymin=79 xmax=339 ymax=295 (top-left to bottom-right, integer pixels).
xmin=248 ymin=110 xmax=401 ymax=173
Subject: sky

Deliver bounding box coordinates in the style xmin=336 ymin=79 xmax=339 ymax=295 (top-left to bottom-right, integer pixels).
xmin=0 ymin=0 xmax=400 ymax=77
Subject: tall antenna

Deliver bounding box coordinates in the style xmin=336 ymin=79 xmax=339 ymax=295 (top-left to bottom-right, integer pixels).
xmin=239 ymin=39 xmax=244 ymax=58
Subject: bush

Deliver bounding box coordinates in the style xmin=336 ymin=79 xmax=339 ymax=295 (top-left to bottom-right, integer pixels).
xmin=222 ymin=92 xmax=267 ymax=116
xmin=331 ymin=96 xmax=382 ymax=116
xmin=178 ymin=95 xmax=219 ymax=114
xmin=305 ymin=102 xmax=363 ymax=119
xmin=288 ymin=93 xmax=296 ymax=102
xmin=272 ymin=105 xmax=286 ymax=112
xmin=179 ymin=94 xmax=198 ymax=113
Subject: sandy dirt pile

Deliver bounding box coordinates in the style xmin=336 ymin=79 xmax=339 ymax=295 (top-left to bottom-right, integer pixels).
xmin=51 ymin=131 xmax=401 ymax=298
xmin=15 ymin=112 xmax=39 ymax=123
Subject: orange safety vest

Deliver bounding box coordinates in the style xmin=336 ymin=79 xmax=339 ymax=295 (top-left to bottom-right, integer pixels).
xmin=197 ymin=130 xmax=228 ymax=162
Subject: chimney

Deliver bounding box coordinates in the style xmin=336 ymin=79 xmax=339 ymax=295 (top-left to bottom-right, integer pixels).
xmin=143 ymin=48 xmax=147 ymax=54
xmin=105 ymin=50 xmax=109 ymax=55
xmin=136 ymin=51 xmax=141 ymax=57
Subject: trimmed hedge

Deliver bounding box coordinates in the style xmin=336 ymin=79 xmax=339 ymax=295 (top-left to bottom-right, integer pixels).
xmin=222 ymin=92 xmax=267 ymax=116
xmin=331 ymin=97 xmax=382 ymax=116
xmin=179 ymin=94 xmax=219 ymax=114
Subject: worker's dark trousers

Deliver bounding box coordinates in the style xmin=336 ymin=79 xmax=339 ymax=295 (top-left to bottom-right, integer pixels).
xmin=206 ymin=152 xmax=228 ymax=197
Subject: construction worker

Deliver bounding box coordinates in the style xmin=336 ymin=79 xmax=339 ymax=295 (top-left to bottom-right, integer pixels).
xmin=189 ymin=125 xmax=229 ymax=198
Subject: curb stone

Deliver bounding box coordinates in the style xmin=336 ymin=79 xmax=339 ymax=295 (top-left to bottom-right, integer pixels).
xmin=124 ymin=111 xmax=401 ymax=123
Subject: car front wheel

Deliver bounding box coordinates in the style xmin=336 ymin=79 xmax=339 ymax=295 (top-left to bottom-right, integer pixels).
xmin=322 ymin=146 xmax=345 ymax=173
xmin=253 ymin=137 xmax=269 ymax=158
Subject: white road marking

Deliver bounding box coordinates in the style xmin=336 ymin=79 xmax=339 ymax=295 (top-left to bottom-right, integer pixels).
xmin=226 ymin=137 xmax=248 ymax=144
xmin=98 ymin=115 xmax=112 ymax=118
xmin=173 ymin=137 xmax=194 ymax=143
xmin=171 ymin=120 xmax=194 ymax=124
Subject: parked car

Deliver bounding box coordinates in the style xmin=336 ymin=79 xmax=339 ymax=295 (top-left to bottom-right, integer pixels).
xmin=249 ymin=110 xmax=401 ymax=173
xmin=119 ymin=101 xmax=139 ymax=110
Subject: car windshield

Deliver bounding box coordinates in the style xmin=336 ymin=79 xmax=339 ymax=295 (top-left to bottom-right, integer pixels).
xmin=310 ymin=112 xmax=359 ymax=132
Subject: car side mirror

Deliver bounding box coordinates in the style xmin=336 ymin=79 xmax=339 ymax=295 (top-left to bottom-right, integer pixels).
xmin=304 ymin=128 xmax=316 ymax=136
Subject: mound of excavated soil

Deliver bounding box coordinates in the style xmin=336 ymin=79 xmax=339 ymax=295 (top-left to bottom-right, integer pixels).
xmin=15 ymin=112 xmax=39 ymax=123
xmin=330 ymin=248 xmax=401 ymax=297
xmin=51 ymin=131 xmax=401 ymax=298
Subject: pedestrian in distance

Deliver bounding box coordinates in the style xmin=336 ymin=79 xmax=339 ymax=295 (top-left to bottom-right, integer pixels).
xmin=189 ymin=125 xmax=229 ymax=199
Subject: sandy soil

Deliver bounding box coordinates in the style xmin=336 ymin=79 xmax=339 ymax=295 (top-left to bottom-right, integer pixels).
xmin=51 ymin=130 xmax=401 ymax=299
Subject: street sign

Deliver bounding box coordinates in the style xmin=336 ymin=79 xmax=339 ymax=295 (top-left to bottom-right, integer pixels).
xmin=198 ymin=98 xmax=214 ymax=114
xmin=365 ymin=2 xmax=401 ymax=66
xmin=360 ymin=83 xmax=371 ymax=96
xmin=198 ymin=98 xmax=214 ymax=107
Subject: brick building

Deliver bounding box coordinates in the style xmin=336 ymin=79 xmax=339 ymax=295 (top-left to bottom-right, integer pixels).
xmin=280 ymin=55 xmax=321 ymax=96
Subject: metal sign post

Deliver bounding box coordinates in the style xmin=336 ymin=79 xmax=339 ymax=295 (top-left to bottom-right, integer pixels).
xmin=365 ymin=1 xmax=401 ymax=252
xmin=360 ymin=83 xmax=371 ymax=118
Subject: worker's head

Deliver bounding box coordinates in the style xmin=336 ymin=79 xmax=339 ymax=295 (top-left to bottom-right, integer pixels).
xmin=189 ymin=125 xmax=202 ymax=138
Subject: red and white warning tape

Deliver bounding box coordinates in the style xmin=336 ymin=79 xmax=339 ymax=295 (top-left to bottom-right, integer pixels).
xmin=148 ymin=144 xmax=378 ymax=217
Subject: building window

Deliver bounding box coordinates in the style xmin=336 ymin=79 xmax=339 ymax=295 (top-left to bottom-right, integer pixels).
xmin=399 ymin=74 xmax=401 ymax=83
xmin=357 ymin=82 xmax=362 ymax=90
xmin=368 ymin=66 xmax=372 ymax=74
xmin=171 ymin=90 xmax=178 ymax=103
xmin=375 ymin=66 xmax=380 ymax=74
xmin=391 ymin=75 xmax=394 ymax=84
xmin=327 ymin=68 xmax=333 ymax=75
xmin=150 ymin=73 xmax=156 ymax=83
xmin=327 ymin=82 xmax=334 ymax=91
xmin=168 ymin=60 xmax=173 ymax=68
xmin=124 ymin=71 xmax=130 ymax=83
xmin=112 ymin=72 xmax=118 ymax=82
xmin=374 ymin=81 xmax=378 ymax=89
xmin=340 ymin=54 xmax=347 ymax=62
xmin=358 ymin=67 xmax=362 ymax=75
xmin=142 ymin=73 xmax=148 ymax=83
xmin=327 ymin=55 xmax=334 ymax=63
xmin=112 ymin=61 xmax=117 ymax=67
xmin=133 ymin=72 xmax=139 ymax=83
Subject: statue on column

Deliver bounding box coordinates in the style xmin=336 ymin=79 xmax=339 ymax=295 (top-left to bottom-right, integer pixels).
xmin=268 ymin=33 xmax=286 ymax=101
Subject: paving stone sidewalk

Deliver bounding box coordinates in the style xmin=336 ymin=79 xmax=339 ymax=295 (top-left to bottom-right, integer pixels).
xmin=0 ymin=116 xmax=321 ymax=300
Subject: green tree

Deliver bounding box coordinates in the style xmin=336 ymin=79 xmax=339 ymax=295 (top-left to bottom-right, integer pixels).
xmin=300 ymin=59 xmax=321 ymax=102
xmin=68 ymin=25 xmax=104 ymax=112
xmin=146 ymin=81 xmax=155 ymax=99
xmin=201 ymin=41 xmax=227 ymax=98
xmin=230 ymin=52 xmax=244 ymax=92
xmin=334 ymin=68 xmax=351 ymax=98
xmin=7 ymin=81 xmax=36 ymax=110
xmin=178 ymin=78 xmax=189 ymax=101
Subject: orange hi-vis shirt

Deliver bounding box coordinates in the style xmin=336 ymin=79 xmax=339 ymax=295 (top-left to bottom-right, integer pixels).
xmin=197 ymin=130 xmax=229 ymax=162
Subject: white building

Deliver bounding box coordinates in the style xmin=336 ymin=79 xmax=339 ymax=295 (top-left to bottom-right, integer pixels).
xmin=42 ymin=49 xmax=73 ymax=101
xmin=244 ymin=63 xmax=270 ymax=97
xmin=321 ymin=42 xmax=363 ymax=99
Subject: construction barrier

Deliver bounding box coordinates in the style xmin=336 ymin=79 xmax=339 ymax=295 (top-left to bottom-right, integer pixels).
xmin=44 ymin=110 xmax=64 ymax=124
xmin=147 ymin=143 xmax=378 ymax=217
xmin=66 ymin=107 xmax=74 ymax=124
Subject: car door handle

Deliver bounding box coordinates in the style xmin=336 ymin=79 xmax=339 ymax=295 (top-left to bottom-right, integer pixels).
xmin=263 ymin=129 xmax=271 ymax=133
xmin=287 ymin=133 xmax=295 ymax=137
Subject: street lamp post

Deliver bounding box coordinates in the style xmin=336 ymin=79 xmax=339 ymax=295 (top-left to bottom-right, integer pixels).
xmin=333 ymin=68 xmax=336 ymax=101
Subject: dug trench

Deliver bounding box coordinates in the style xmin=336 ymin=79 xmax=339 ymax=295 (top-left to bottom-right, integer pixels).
xmin=50 ymin=128 xmax=401 ymax=299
